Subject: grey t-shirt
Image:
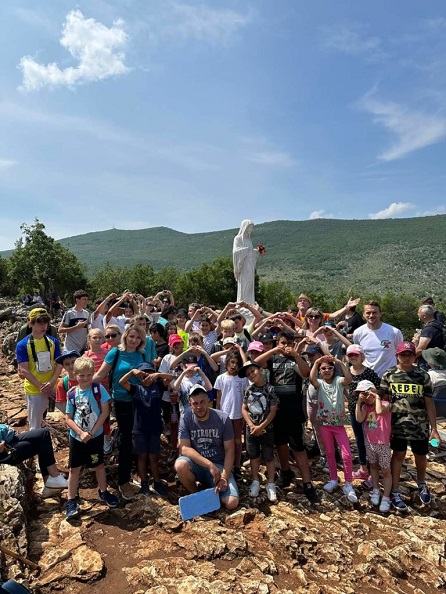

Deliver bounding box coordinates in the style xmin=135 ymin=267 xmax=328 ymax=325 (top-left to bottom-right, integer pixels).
xmin=179 ymin=408 xmax=234 ymax=465
xmin=61 ymin=308 xmax=89 ymax=351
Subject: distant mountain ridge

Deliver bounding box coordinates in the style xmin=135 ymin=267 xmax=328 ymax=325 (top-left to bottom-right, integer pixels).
xmin=3 ymin=216 xmax=446 ymax=295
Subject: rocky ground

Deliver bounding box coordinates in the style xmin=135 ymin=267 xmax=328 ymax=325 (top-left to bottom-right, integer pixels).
xmin=1 ymin=304 xmax=446 ymax=594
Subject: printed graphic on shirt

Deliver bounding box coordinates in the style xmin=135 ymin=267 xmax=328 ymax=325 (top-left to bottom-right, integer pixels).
xmin=190 ymin=427 xmax=221 ymax=460
xmin=380 ymin=366 xmax=432 ymax=440
xmin=72 ymin=393 xmax=98 ymax=442
xmin=366 ymin=411 xmax=377 ymax=431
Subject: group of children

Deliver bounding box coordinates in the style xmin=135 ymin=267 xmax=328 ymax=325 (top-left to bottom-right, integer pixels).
xmin=50 ymin=299 xmax=440 ymax=519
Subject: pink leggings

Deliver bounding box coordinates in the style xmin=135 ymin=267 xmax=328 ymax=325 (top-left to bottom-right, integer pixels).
xmin=319 ymin=424 xmax=353 ymax=482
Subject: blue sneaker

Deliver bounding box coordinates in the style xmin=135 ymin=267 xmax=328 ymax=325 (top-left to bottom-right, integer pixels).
xmin=391 ymin=490 xmax=408 ymax=511
xmin=98 ymin=489 xmax=120 ymax=508
xmin=418 ymin=482 xmax=431 ymax=505
xmin=66 ymin=498 xmax=81 ymax=520
xmin=152 ymin=481 xmax=168 ymax=496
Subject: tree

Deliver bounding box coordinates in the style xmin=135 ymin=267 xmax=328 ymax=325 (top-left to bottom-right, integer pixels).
xmin=258 ymin=280 xmax=295 ymax=313
xmin=90 ymin=262 xmax=132 ymax=298
xmin=0 ymin=256 xmax=13 ymax=296
xmin=175 ymin=258 xmax=236 ymax=307
xmin=8 ymin=219 xmax=88 ymax=302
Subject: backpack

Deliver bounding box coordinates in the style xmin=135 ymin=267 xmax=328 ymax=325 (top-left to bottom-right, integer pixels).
xmin=67 ymin=383 xmax=102 ymax=413
xmin=62 ymin=375 xmax=70 ymax=392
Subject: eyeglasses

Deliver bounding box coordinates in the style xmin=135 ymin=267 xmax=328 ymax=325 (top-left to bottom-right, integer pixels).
xmin=307 ymin=315 xmax=321 ymax=319
xmin=105 ymin=333 xmax=118 ymax=338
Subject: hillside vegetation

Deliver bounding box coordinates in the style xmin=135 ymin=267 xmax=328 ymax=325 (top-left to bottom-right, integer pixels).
xmin=3 ymin=216 xmax=446 ymax=296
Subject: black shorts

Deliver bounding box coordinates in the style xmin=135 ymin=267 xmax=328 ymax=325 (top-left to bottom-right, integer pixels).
xmin=391 ymin=437 xmax=429 ymax=456
xmin=132 ymin=431 xmax=161 ymax=455
xmin=69 ymin=434 xmax=104 ymax=469
xmin=273 ymin=407 xmax=305 ymax=451
xmin=246 ymin=428 xmax=274 ymax=462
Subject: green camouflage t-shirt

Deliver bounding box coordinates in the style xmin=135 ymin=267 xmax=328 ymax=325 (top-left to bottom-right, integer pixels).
xmin=379 ymin=365 xmax=432 ymax=441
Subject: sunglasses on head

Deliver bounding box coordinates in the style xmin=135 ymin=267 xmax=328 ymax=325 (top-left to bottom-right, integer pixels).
xmin=105 ymin=333 xmax=118 ymax=338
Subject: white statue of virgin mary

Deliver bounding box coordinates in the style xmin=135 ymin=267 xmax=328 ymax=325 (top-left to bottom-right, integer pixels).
xmin=232 ymin=219 xmax=259 ymax=304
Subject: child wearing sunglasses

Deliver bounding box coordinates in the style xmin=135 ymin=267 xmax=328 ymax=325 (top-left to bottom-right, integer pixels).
xmin=310 ymin=354 xmax=358 ymax=503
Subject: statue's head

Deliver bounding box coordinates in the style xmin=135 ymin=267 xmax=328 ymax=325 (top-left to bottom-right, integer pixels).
xmin=239 ymin=219 xmax=254 ymax=237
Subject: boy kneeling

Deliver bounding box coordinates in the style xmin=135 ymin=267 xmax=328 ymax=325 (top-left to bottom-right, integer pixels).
xmin=65 ymin=357 xmax=119 ymax=519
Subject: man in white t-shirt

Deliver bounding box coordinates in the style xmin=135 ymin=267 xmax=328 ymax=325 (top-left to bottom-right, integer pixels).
xmin=353 ymin=300 xmax=403 ymax=378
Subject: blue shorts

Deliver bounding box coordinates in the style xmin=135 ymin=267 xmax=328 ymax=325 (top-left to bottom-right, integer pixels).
xmin=176 ymin=456 xmax=239 ymax=500
xmin=132 ymin=431 xmax=161 ymax=455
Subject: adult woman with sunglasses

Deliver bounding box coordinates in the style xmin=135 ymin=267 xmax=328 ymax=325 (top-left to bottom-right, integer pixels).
xmin=16 ymin=308 xmax=63 ymax=430
xmin=301 ymin=307 xmax=326 ymax=342
xmin=102 ymin=324 xmax=122 ymax=351
xmin=94 ymin=324 xmax=147 ymax=500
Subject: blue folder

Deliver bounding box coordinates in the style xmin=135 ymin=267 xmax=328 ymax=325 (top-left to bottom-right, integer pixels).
xmin=179 ymin=488 xmax=221 ymax=521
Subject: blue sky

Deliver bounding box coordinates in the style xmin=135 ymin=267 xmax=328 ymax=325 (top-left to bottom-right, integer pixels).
xmin=1 ymin=0 xmax=446 ymax=250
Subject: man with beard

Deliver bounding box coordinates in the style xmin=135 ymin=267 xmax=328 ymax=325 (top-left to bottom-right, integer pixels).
xmin=175 ymin=385 xmax=239 ymax=510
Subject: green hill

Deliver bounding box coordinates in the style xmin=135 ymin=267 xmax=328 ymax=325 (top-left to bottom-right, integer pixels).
xmin=3 ymin=216 xmax=446 ymax=296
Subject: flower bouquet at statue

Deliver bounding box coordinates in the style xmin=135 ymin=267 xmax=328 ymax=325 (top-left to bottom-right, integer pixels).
xmin=257 ymin=243 xmax=266 ymax=255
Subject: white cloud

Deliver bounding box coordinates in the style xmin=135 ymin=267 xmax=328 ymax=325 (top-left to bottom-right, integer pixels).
xmin=247 ymin=151 xmax=295 ymax=167
xmin=423 ymin=18 xmax=446 ymax=31
xmin=309 ymin=209 xmax=334 ymax=220
xmin=166 ymin=2 xmax=252 ymax=42
xmin=368 ymin=202 xmax=414 ymax=219
xmin=18 ymin=10 xmax=129 ymax=91
xmin=320 ymin=25 xmax=384 ymax=61
xmin=0 ymin=159 xmax=17 ymax=168
xmin=361 ymin=92 xmax=446 ymax=161
xmin=416 ymin=205 xmax=446 ymax=216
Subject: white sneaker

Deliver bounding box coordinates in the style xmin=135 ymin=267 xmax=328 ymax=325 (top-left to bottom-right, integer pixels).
xmin=323 ymin=479 xmax=339 ymax=493
xmin=342 ymin=483 xmax=358 ymax=503
xmin=379 ymin=496 xmax=391 ymax=513
xmin=40 ymin=485 xmax=64 ymax=499
xmin=370 ymin=489 xmax=381 ymax=506
xmin=266 ymin=483 xmax=277 ymax=502
xmin=249 ymin=480 xmax=260 ymax=497
xmin=45 ymin=474 xmax=68 ymax=489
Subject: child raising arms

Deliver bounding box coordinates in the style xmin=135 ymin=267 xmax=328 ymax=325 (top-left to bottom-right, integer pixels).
xmin=310 ymin=354 xmax=357 ymax=503
xmin=355 ymin=380 xmax=392 ymax=513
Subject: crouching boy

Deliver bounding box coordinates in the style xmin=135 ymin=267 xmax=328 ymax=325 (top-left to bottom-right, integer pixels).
xmin=65 ymin=357 xmax=119 ymax=519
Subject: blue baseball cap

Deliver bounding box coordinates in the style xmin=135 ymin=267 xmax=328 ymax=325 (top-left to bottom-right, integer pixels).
xmin=55 ymin=350 xmax=80 ymax=365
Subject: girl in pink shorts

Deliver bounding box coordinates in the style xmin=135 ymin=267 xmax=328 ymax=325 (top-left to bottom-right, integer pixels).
xmin=355 ymin=380 xmax=392 ymax=513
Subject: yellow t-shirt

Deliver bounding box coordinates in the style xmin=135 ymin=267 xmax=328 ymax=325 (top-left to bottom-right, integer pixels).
xmin=16 ymin=335 xmax=59 ymax=395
